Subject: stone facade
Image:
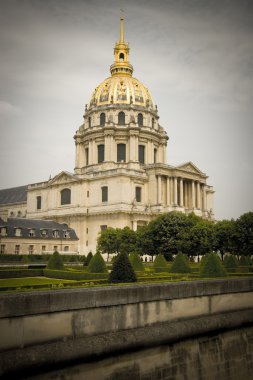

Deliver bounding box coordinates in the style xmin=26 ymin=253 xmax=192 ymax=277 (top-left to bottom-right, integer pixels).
xmin=0 ymin=18 xmax=214 ymax=255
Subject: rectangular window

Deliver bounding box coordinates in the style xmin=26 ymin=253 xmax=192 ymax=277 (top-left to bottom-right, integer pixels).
xmin=98 ymin=144 xmax=105 ymax=163
xmin=0 ymin=228 xmax=7 ymax=237
xmin=86 ymin=228 xmax=88 ymax=234
xmin=85 ymin=148 xmax=89 ymax=165
xmin=86 ymin=240 xmax=88 ymax=246
xmin=102 ymin=186 xmax=108 ymax=202
xmin=138 ymin=145 xmax=145 ymax=164
xmin=0 ymin=244 xmax=6 ymax=254
xmin=29 ymin=229 xmax=35 ymax=237
xmin=15 ymin=228 xmax=22 ymax=237
xmin=36 ymin=196 xmax=42 ymax=210
xmin=136 ymin=187 xmax=142 ymax=202
xmin=28 ymin=245 xmax=34 ymax=254
xmin=53 ymin=230 xmax=59 ymax=238
xmin=64 ymin=246 xmax=69 ymax=252
xmin=117 ymin=144 xmax=126 ymax=162
xmin=15 ymin=245 xmax=20 ymax=254
xmin=63 ymin=231 xmax=70 ymax=238
xmin=42 ymin=245 xmax=46 ymax=252
xmin=54 ymin=245 xmax=58 ymax=251
xmin=100 ymin=225 xmax=107 ymax=231
xmin=87 ymin=191 xmax=89 ymax=198
xmin=154 ymin=148 xmax=157 ymax=163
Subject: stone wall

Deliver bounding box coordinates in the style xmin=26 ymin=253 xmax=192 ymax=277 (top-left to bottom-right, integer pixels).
xmin=0 ymin=279 xmax=253 ymax=377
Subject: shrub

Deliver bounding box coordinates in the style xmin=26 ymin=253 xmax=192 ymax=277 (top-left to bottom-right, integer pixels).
xmin=87 ymin=251 xmax=107 ymax=273
xmin=109 ymin=252 xmax=137 ymax=283
xmin=239 ymin=256 xmax=251 ymax=266
xmin=170 ymin=252 xmax=191 ymax=273
xmin=153 ymin=253 xmax=167 ymax=272
xmin=129 ymin=252 xmax=144 ymax=272
xmin=223 ymin=255 xmax=238 ymax=272
xmin=0 ymin=269 xmax=44 ymax=279
xmin=83 ymin=251 xmax=93 ymax=266
xmin=44 ymin=269 xmax=108 ymax=280
xmin=47 ymin=251 xmax=64 ymax=270
xmin=200 ymin=253 xmax=227 ymax=278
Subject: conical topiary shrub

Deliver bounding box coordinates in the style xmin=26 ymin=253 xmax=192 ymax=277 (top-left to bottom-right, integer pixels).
xmin=170 ymin=252 xmax=191 ymax=273
xmin=87 ymin=251 xmax=108 ymax=273
xmin=83 ymin=251 xmax=93 ymax=266
xmin=200 ymin=253 xmax=227 ymax=278
xmin=109 ymin=252 xmax=137 ymax=283
xmin=239 ymin=255 xmax=251 ymax=266
xmin=129 ymin=252 xmax=144 ymax=272
xmin=47 ymin=251 xmax=64 ymax=270
xmin=223 ymin=255 xmax=238 ymax=272
xmin=153 ymin=254 xmax=168 ymax=272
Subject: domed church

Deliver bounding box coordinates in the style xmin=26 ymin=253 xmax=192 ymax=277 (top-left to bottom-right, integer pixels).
xmin=0 ymin=18 xmax=214 ymax=255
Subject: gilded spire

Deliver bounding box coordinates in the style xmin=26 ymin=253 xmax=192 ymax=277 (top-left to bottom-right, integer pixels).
xmin=110 ymin=17 xmax=133 ymax=77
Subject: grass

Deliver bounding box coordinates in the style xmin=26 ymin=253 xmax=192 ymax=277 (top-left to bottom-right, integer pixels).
xmin=0 ymin=277 xmax=74 ymax=288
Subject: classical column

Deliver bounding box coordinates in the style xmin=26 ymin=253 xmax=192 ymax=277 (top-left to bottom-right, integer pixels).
xmin=192 ymin=180 xmax=196 ymax=209
xmin=135 ymin=135 xmax=139 ymax=162
xmin=92 ymin=140 xmax=96 ymax=163
xmin=166 ymin=177 xmax=170 ymax=206
xmin=157 ymin=175 xmax=162 ymax=204
xmin=203 ymin=185 xmax=207 ymax=211
xmin=163 ymin=144 xmax=167 ymax=164
xmin=129 ymin=135 xmax=135 ymax=161
xmin=132 ymin=220 xmax=137 ymax=231
xmin=174 ymin=177 xmax=178 ymax=206
xmin=105 ymin=135 xmax=110 ymax=161
xmin=180 ymin=178 xmax=184 ymax=207
xmin=197 ymin=182 xmax=201 ymax=209
xmin=75 ymin=143 xmax=80 ymax=168
xmin=88 ymin=140 xmax=93 ymax=165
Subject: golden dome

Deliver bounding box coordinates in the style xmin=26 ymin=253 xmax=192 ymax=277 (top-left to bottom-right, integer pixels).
xmin=87 ymin=18 xmax=155 ymax=111
xmin=88 ymin=75 xmax=154 ymax=109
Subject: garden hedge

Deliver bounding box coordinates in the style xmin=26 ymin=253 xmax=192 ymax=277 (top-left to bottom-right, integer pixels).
xmin=44 ymin=269 xmax=108 ymax=280
xmin=0 ymin=269 xmax=44 ymax=279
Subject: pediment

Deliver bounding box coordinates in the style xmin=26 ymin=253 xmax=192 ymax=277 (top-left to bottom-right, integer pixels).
xmin=49 ymin=171 xmax=79 ymax=186
xmin=177 ymin=162 xmax=205 ymax=175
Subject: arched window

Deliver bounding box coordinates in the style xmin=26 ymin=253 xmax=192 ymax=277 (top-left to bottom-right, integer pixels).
xmin=152 ymin=117 xmax=155 ymax=128
xmin=118 ymin=111 xmax=125 ymax=125
xmin=100 ymin=113 xmax=105 ymax=126
xmin=119 ymin=53 xmax=124 ymax=61
xmin=138 ymin=113 xmax=143 ymax=127
xmin=61 ymin=188 xmax=71 ymax=205
xmin=88 ymin=117 xmax=91 ymax=128
xmin=98 ymin=144 xmax=105 ymax=163
xmin=138 ymin=145 xmax=145 ymax=164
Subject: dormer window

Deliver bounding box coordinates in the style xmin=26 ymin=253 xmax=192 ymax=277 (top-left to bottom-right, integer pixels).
xmin=0 ymin=227 xmax=7 ymax=237
xmin=15 ymin=228 xmax=22 ymax=237
xmin=63 ymin=230 xmax=70 ymax=238
xmin=41 ymin=230 xmax=47 ymax=238
xmin=53 ymin=230 xmax=59 ymax=238
xmin=29 ymin=229 xmax=35 ymax=237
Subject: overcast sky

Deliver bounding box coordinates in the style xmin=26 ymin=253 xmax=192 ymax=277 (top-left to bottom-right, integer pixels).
xmin=0 ymin=0 xmax=252 ymax=220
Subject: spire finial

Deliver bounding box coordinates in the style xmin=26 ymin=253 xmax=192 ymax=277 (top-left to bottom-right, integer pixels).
xmin=120 ymin=16 xmax=124 ymax=43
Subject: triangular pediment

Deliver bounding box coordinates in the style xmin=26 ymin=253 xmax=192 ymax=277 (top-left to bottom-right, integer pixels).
xmin=177 ymin=162 xmax=205 ymax=175
xmin=49 ymin=171 xmax=79 ymax=186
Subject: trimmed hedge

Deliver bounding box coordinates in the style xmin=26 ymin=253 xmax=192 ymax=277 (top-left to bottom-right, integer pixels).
xmin=200 ymin=253 xmax=227 ymax=278
xmin=87 ymin=252 xmax=107 ymax=273
xmin=170 ymin=253 xmax=191 ymax=274
xmin=47 ymin=251 xmax=64 ymax=270
xmin=223 ymin=255 xmax=238 ymax=272
xmin=109 ymin=252 xmax=137 ymax=283
xmin=44 ymin=269 xmax=108 ymax=280
xmin=0 ymin=269 xmax=44 ymax=279
xmin=153 ymin=254 xmax=167 ymax=270
xmin=0 ymin=254 xmax=83 ymax=263
xmin=129 ymin=252 xmax=144 ymax=272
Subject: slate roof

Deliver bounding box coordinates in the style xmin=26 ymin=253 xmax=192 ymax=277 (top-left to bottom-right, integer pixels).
xmin=0 ymin=186 xmax=28 ymax=205
xmin=0 ymin=218 xmax=78 ymax=240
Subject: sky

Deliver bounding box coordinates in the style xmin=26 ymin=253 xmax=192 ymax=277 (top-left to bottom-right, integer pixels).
xmin=0 ymin=0 xmax=252 ymax=221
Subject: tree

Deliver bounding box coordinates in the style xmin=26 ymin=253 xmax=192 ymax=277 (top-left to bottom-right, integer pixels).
xmin=47 ymin=251 xmax=64 ymax=270
xmin=182 ymin=221 xmax=215 ymax=261
xmin=223 ymin=255 xmax=238 ymax=272
xmin=109 ymin=252 xmax=137 ymax=283
xmin=87 ymin=251 xmax=108 ymax=273
xmin=153 ymin=253 xmax=167 ymax=272
xmin=214 ymin=220 xmax=235 ymax=260
xmin=129 ymin=251 xmax=144 ymax=272
xmin=233 ymin=212 xmax=253 ymax=257
xmin=97 ymin=228 xmax=119 ymax=261
xmin=146 ymin=212 xmax=196 ymax=256
xmin=83 ymin=251 xmax=93 ymax=266
xmin=170 ymin=252 xmax=191 ymax=273
xmin=200 ymin=253 xmax=227 ymax=278
xmin=118 ymin=227 xmax=137 ymax=255
xmin=136 ymin=225 xmax=156 ymax=260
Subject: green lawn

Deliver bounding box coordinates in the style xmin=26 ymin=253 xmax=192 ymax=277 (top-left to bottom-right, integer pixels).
xmin=0 ymin=277 xmax=74 ymax=288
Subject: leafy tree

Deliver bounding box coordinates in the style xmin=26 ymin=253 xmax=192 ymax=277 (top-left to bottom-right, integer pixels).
xmin=214 ymin=219 xmax=235 ymax=260
xmin=47 ymin=251 xmax=64 ymax=270
xmin=109 ymin=252 xmax=137 ymax=283
xmin=147 ymin=212 xmax=196 ymax=256
xmin=136 ymin=225 xmax=156 ymax=260
xmin=223 ymin=255 xmax=238 ymax=272
xmin=83 ymin=251 xmax=93 ymax=266
xmin=129 ymin=252 xmax=144 ymax=272
xmin=87 ymin=251 xmax=108 ymax=273
xmin=118 ymin=227 xmax=137 ymax=255
xmin=200 ymin=253 xmax=227 ymax=278
xmin=170 ymin=252 xmax=191 ymax=273
xmin=182 ymin=221 xmax=215 ymax=261
xmin=97 ymin=228 xmax=119 ymax=261
xmin=153 ymin=253 xmax=167 ymax=270
xmin=232 ymin=212 xmax=253 ymax=257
